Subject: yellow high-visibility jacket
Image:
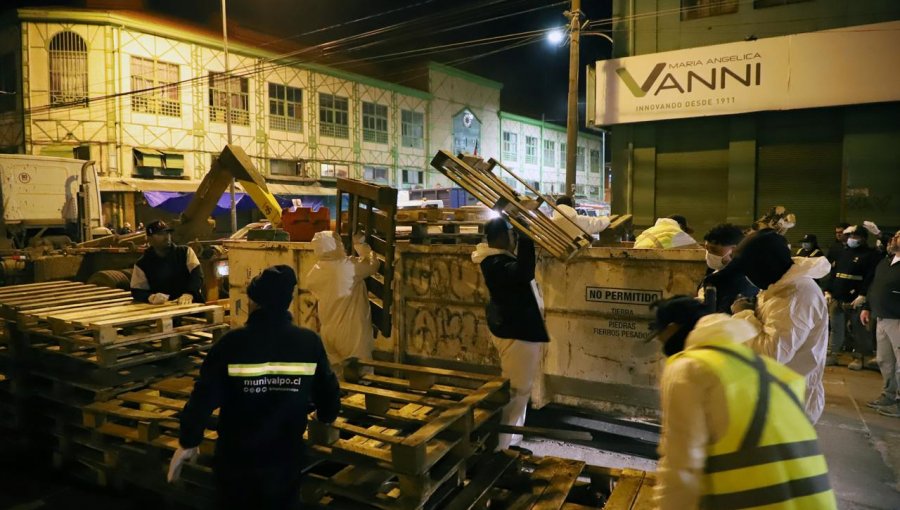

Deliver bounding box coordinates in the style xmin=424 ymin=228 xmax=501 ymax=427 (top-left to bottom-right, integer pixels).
xmin=655 ymin=314 xmax=837 ymax=510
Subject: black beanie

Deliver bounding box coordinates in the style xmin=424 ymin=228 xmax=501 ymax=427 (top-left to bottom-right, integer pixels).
xmin=247 ymin=264 xmax=297 ymax=310
xmin=730 ymin=230 xmax=793 ymax=290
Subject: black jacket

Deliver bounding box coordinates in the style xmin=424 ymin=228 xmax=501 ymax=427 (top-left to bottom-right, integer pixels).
xmin=827 ymin=245 xmax=880 ymax=302
xmin=179 ymin=309 xmax=341 ymax=468
xmin=701 ymin=266 xmax=759 ymax=314
xmin=478 ymin=236 xmax=549 ymax=342
xmin=864 ymin=257 xmax=900 ymax=319
xmin=826 ymin=241 xmax=845 ymax=264
xmin=131 ymin=244 xmax=204 ymax=302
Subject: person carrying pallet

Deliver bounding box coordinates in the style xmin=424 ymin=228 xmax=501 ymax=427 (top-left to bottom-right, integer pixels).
xmin=130 ymin=220 xmax=204 ymax=305
xmin=167 ymin=264 xmax=341 ymax=509
xmin=472 ymin=217 xmax=548 ymax=450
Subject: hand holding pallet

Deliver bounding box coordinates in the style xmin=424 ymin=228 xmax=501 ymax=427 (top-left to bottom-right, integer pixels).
xmin=430 ymin=150 xmax=593 ymax=261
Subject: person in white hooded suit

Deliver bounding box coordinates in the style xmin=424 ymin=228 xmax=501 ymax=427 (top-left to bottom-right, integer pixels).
xmin=728 ymin=230 xmax=832 ymax=424
xmin=307 ymin=230 xmax=380 ymax=368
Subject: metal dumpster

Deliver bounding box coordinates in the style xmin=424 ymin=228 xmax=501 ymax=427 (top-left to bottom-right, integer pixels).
xmin=225 ymin=240 xmax=706 ymax=417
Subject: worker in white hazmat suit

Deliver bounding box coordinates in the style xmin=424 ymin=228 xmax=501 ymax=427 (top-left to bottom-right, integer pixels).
xmin=551 ymin=195 xmax=610 ymax=237
xmin=306 ymin=230 xmax=380 ymax=369
xmin=728 ymin=230 xmax=831 ymax=424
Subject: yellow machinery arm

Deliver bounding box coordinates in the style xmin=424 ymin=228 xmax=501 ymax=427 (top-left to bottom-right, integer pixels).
xmin=174 ymin=145 xmax=282 ymax=244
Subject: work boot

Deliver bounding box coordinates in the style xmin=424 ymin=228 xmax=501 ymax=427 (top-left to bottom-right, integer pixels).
xmin=867 ymin=395 xmax=896 ymax=408
xmin=863 ymin=356 xmax=879 ymax=371
xmin=877 ymin=403 xmax=900 ymax=418
xmin=848 ymin=357 xmax=863 ymax=371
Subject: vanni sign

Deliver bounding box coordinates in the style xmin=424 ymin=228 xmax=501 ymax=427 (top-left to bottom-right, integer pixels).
xmin=588 ymin=21 xmax=900 ymax=125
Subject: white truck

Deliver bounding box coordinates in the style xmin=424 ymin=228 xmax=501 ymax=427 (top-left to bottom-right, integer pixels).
xmin=0 ymin=154 xmax=106 ymax=249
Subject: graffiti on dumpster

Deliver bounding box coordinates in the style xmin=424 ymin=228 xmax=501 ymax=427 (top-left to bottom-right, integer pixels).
xmin=404 ymin=255 xmax=487 ymax=301
xmin=407 ymin=305 xmax=492 ymax=362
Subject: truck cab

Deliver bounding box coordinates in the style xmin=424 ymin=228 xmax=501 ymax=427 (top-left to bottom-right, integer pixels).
xmin=0 ymin=154 xmax=105 ymax=249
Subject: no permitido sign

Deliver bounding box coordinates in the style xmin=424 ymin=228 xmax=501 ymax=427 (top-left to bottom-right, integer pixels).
xmin=585 ymin=287 xmax=661 ymax=306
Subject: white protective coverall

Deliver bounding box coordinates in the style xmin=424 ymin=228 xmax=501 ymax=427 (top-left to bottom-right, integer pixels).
xmin=306 ymin=231 xmax=380 ymax=366
xmin=633 ymin=218 xmax=697 ymax=249
xmin=655 ymin=313 xmax=759 ymax=510
xmin=550 ymin=204 xmax=610 ymax=237
xmin=733 ymin=256 xmax=831 ymax=424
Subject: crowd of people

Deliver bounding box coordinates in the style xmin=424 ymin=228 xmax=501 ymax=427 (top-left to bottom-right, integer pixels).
xmin=121 ymin=195 xmax=895 ymax=509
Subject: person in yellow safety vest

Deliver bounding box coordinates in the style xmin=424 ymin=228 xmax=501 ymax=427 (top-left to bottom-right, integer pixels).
xmin=634 ymin=215 xmax=698 ymax=249
xmin=648 ymin=295 xmax=837 ymax=510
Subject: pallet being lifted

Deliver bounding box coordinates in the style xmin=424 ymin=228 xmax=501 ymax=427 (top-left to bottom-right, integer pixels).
xmin=430 ymin=151 xmax=593 ymax=261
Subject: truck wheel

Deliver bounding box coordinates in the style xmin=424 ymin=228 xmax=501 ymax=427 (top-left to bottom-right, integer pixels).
xmin=87 ymin=269 xmax=132 ymax=290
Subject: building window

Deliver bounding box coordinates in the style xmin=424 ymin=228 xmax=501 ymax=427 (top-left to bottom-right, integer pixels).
xmin=502 ymin=177 xmax=518 ymax=190
xmin=559 ymin=143 xmax=567 ymax=169
xmin=590 ymin=149 xmax=601 ymax=173
xmin=502 ymin=131 xmax=518 ymax=161
xmin=754 ymin=0 xmax=811 ymax=7
xmin=269 ymin=83 xmax=302 ymax=133
xmin=49 ymin=31 xmax=88 ymax=107
xmin=209 ymin=72 xmax=249 ymax=125
xmin=576 ymin=146 xmax=586 ymax=172
xmin=401 ymin=110 xmax=424 ymax=149
xmin=681 ymin=0 xmax=738 ymax=20
xmin=543 ymin=140 xmax=555 ymax=167
xmin=131 ymin=57 xmax=180 ymax=117
xmin=363 ymin=166 xmax=389 ymax=184
xmin=0 ymin=53 xmax=15 ymax=112
xmin=524 ymin=136 xmax=538 ymax=165
xmin=319 ymin=93 xmax=349 ymax=138
xmin=270 ymin=158 xmax=303 ymax=177
xmin=401 ymin=168 xmax=424 ymax=186
xmin=321 ymin=162 xmax=349 ymax=179
xmin=575 ymin=184 xmax=585 ymax=196
xmin=362 ymin=102 xmax=388 ymax=144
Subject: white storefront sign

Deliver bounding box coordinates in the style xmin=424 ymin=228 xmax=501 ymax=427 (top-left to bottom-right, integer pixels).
xmin=588 ymin=21 xmax=900 ymax=125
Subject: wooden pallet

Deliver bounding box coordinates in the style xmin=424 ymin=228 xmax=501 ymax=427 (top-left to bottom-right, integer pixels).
xmin=336 ymin=177 xmax=398 ymax=337
xmin=81 ymin=391 xmax=217 ymax=455
xmin=308 ymin=359 xmax=507 ymax=478
xmin=430 ymin=151 xmax=593 ymax=261
xmin=22 ymin=328 xmax=221 ymax=369
xmin=0 ymin=281 xmax=134 ymax=321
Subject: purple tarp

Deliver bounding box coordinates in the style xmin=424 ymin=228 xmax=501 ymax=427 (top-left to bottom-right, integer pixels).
xmin=142 ymin=191 xmax=332 ymax=216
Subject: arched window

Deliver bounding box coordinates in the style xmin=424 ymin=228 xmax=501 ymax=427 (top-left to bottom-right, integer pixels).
xmin=49 ymin=31 xmax=87 ymax=107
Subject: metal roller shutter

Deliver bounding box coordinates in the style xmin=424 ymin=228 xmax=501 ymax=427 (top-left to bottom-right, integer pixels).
xmin=655 ymin=149 xmax=729 ymax=240
xmin=756 ymin=143 xmax=842 ymax=248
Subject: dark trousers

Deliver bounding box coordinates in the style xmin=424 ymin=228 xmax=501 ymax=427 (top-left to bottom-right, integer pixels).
xmin=214 ymin=462 xmax=301 ymax=510
xmin=829 ymin=302 xmax=874 ymax=356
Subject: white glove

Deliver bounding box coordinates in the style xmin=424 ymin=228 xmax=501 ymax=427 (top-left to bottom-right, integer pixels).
xmin=863 ymin=221 xmax=881 ymax=236
xmin=851 ymin=295 xmax=866 ymax=308
xmin=176 ymin=294 xmax=194 ymax=305
xmin=148 ymin=293 xmax=169 ymax=305
xmin=167 ymin=446 xmax=198 ymax=483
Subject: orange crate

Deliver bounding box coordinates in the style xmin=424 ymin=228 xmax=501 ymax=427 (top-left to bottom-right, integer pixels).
xmin=282 ymin=207 xmax=330 ymax=242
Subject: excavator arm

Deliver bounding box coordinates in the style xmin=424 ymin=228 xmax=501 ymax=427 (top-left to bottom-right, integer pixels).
xmin=173 ymin=145 xmax=282 ymax=244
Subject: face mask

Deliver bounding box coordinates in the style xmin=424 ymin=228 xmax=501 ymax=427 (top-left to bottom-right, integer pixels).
xmin=706 ymin=251 xmax=725 ymax=270
xmin=846 ymin=238 xmax=861 ymax=249
xmin=801 ymin=243 xmax=812 ymax=251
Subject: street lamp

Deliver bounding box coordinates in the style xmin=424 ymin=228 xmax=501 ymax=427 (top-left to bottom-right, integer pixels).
xmin=547 ymin=29 xmax=565 ymax=45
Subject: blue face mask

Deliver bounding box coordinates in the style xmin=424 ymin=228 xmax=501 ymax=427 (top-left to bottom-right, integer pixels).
xmin=847 ymin=238 xmax=861 ymax=249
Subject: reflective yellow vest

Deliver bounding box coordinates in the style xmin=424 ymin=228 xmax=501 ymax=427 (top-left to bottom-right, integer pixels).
xmin=670 ymin=342 xmax=837 ymax=510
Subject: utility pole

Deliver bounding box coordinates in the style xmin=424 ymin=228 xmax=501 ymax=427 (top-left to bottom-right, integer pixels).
xmin=564 ymin=0 xmax=582 ymax=198
xmin=222 ymin=0 xmax=237 ymax=233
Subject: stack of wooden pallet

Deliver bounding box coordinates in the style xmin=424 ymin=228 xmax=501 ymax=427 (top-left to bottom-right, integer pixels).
xmin=0 ymin=281 xmax=226 ymax=495
xmin=300 ymin=359 xmax=509 ymax=509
